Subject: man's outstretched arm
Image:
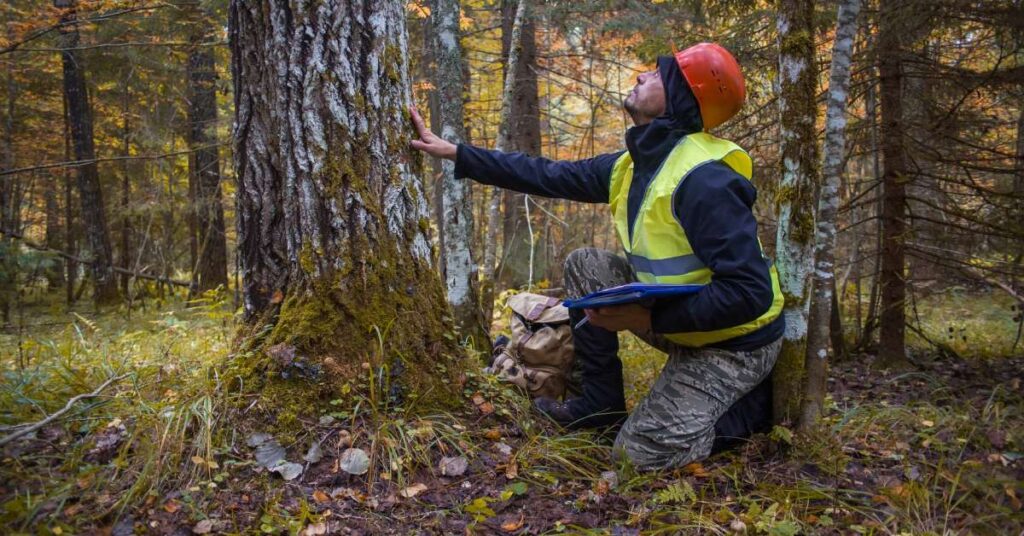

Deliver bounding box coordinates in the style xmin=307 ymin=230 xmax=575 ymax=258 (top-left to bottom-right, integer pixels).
xmin=410 ymin=108 xmax=620 ymax=204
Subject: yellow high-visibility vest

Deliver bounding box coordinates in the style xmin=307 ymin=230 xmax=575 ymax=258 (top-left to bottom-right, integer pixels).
xmin=608 ymin=132 xmax=784 ymax=347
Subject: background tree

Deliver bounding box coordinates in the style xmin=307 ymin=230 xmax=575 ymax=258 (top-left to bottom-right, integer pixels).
xmin=801 ymin=0 xmax=861 ymax=430
xmin=429 ymin=0 xmax=489 ymax=348
xmin=185 ymin=3 xmax=228 ymax=296
xmin=55 ymin=0 xmax=118 ymax=306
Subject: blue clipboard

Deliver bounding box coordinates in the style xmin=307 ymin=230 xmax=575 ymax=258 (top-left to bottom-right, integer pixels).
xmin=561 ymin=282 xmax=704 ymax=310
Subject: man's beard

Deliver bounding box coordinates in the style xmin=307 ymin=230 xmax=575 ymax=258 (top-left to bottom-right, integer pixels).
xmin=623 ymin=95 xmax=642 ymax=125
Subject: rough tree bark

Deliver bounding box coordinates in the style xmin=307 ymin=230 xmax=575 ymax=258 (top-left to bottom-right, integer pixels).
xmin=773 ymin=0 xmax=820 ymax=424
xmin=186 ymin=8 xmax=228 ymax=296
xmin=55 ymin=0 xmax=119 ymax=306
xmin=876 ymin=0 xmax=911 ymax=369
xmin=481 ymin=0 xmax=528 ymax=321
xmin=497 ymin=0 xmax=544 ymax=290
xmin=0 ymin=33 xmax=16 ymax=322
xmin=801 ymin=0 xmax=861 ymax=431
xmin=229 ymin=0 xmax=460 ymax=416
xmin=429 ymin=0 xmax=489 ymax=348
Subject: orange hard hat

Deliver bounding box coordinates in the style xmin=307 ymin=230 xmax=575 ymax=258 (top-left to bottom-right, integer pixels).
xmin=673 ymin=43 xmax=746 ymax=130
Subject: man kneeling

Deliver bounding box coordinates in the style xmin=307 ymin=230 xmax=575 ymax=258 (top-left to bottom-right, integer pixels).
xmin=410 ymin=43 xmax=784 ymax=471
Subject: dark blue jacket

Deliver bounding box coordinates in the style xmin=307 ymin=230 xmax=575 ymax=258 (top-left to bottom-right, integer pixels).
xmin=455 ymin=56 xmax=783 ymax=350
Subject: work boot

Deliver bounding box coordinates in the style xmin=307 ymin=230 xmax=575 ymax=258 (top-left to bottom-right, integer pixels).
xmin=534 ymin=396 xmax=627 ymax=430
xmin=533 ymin=397 xmax=577 ymax=427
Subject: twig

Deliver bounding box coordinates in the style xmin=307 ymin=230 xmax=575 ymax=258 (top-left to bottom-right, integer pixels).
xmin=0 ymin=229 xmax=192 ymax=287
xmin=0 ymin=374 xmax=128 ymax=448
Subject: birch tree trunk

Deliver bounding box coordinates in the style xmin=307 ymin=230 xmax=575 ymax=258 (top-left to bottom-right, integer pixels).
xmin=229 ymin=0 xmax=459 ymax=409
xmin=801 ymin=0 xmax=861 ymax=431
xmin=773 ymin=0 xmax=820 ymax=424
xmin=55 ymin=0 xmax=119 ymax=307
xmin=481 ymin=0 xmax=528 ymax=323
xmin=186 ymin=10 xmax=228 ymax=295
xmin=876 ymin=0 xmax=911 ymax=369
xmin=429 ymin=0 xmax=489 ymax=348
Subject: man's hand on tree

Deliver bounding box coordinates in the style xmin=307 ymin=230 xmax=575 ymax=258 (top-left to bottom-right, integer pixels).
xmin=409 ymin=107 xmax=457 ymax=160
xmin=584 ymin=304 xmax=652 ymax=334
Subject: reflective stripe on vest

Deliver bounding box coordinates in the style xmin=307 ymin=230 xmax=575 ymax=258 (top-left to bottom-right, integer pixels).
xmin=608 ymin=132 xmax=784 ymax=347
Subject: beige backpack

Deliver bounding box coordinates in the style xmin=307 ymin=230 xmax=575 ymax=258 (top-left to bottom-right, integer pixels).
xmin=488 ymin=292 xmax=575 ymax=400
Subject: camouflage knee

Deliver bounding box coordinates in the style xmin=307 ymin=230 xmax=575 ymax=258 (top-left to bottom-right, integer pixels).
xmin=562 ymin=248 xmax=635 ymax=298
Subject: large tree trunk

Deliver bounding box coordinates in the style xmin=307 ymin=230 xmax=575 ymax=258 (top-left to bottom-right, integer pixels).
xmin=229 ymin=0 xmax=459 ymax=411
xmin=187 ymin=12 xmax=229 ymax=296
xmin=497 ymin=0 xmax=544 ymax=290
xmin=55 ymin=0 xmax=119 ymax=307
xmin=772 ymin=0 xmax=820 ymax=425
xmin=876 ymin=0 xmax=911 ymax=369
xmin=429 ymin=0 xmax=489 ymax=349
xmin=801 ymin=0 xmax=861 ymax=431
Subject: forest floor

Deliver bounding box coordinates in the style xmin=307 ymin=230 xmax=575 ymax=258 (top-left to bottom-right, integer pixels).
xmin=1 ymin=291 xmax=1022 ymax=535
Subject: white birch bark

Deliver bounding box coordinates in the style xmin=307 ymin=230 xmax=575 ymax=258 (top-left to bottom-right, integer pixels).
xmin=800 ymin=0 xmax=861 ymax=430
xmin=773 ymin=0 xmax=820 ymax=424
xmin=430 ymin=0 xmax=487 ymax=346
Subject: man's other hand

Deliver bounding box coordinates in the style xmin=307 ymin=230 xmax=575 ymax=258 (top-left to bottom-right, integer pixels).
xmin=409 ymin=107 xmax=457 ymax=160
xmin=584 ymin=304 xmax=652 ymax=334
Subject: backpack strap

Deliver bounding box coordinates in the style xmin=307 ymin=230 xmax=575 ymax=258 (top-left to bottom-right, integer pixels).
xmin=524 ymin=296 xmax=560 ymax=322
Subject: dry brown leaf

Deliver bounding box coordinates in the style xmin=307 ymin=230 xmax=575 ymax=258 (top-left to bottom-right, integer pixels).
xmin=312 ymin=489 xmax=330 ymax=503
xmin=63 ymin=503 xmax=84 ymax=518
xmin=594 ymin=478 xmax=610 ymax=496
xmin=501 ymin=513 xmax=525 ymax=532
xmin=504 ymin=459 xmax=519 ymax=480
xmin=399 ymin=483 xmax=428 ymax=498
xmin=484 ymin=428 xmax=502 ymax=441
xmin=271 ymin=289 xmax=284 ymax=304
xmin=478 ymin=402 xmax=495 ymax=415
xmin=163 ymin=499 xmax=181 ymax=513
xmin=683 ymin=462 xmax=711 ymax=478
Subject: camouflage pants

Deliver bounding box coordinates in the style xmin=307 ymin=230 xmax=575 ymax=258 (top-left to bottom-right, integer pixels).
xmin=564 ymin=248 xmax=781 ymax=471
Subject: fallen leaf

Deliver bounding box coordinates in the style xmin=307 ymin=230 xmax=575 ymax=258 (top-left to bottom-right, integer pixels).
xmin=339 ymin=448 xmax=370 ymax=475
xmin=439 ymin=455 xmax=468 ymax=477
xmin=63 ymin=503 xmax=84 ymax=518
xmin=494 ymin=442 xmax=513 ymax=457
xmin=301 ymin=523 xmax=327 ymax=536
xmin=191 ymin=455 xmax=206 ymax=465
xmin=478 ymin=402 xmax=495 ymax=415
xmin=599 ymin=470 xmax=618 ymax=490
xmin=337 ymin=430 xmax=352 ymax=448
xmin=268 ymin=460 xmax=304 ymax=480
xmin=683 ymin=462 xmax=710 ymax=478
xmin=192 ymin=519 xmax=213 ymax=534
xmin=594 ymin=478 xmax=610 ymax=496
xmin=504 ymin=459 xmax=518 ymax=480
xmin=312 ymin=489 xmax=330 ymax=503
xmin=920 ymin=419 xmax=935 ymax=427
xmin=484 ymin=428 xmax=502 ymax=441
xmin=303 ymin=441 xmax=323 ymax=464
xmin=501 ymin=513 xmax=525 ymax=532
xmin=399 ymin=483 xmax=428 ymax=498
xmin=254 ymin=439 xmax=287 ymax=469
xmin=163 ymin=499 xmax=180 ymax=513
xmin=271 ymin=289 xmax=284 ymax=304
xmin=246 ymin=433 xmax=273 ymax=448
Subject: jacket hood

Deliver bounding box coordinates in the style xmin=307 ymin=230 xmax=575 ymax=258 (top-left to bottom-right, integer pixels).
xmin=655 ymin=55 xmax=703 ymax=134
xmin=625 ymin=55 xmax=704 ymax=172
